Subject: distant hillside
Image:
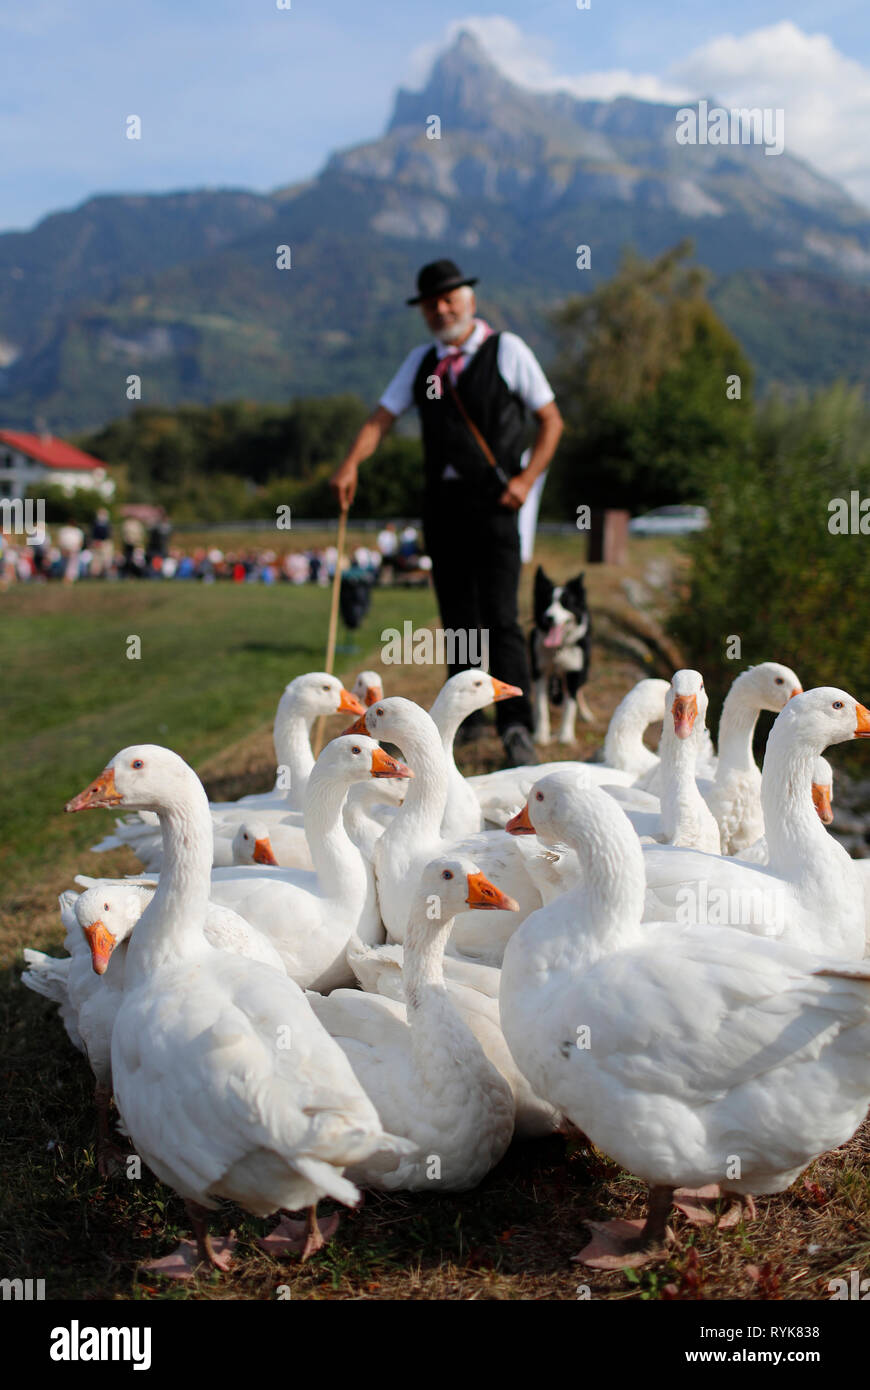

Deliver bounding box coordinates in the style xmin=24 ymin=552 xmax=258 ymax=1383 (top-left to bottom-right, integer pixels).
xmin=2 ymin=29 xmax=869 ymax=431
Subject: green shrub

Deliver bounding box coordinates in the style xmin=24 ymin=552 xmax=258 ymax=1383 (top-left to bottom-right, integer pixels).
xmin=671 ymin=383 xmax=870 ymax=729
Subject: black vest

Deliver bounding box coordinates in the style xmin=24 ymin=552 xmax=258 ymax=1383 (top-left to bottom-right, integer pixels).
xmin=412 ymin=333 xmax=528 ymax=505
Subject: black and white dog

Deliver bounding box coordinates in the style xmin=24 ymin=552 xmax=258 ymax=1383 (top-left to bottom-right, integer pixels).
xmin=529 ymin=566 xmax=593 ymax=744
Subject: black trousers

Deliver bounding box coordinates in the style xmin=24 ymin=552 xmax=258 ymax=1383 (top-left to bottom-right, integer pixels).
xmin=422 ymin=484 xmax=533 ymax=734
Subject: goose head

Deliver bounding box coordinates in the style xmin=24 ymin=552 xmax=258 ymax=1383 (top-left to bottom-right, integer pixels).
xmin=508 ymin=773 xmax=644 ymax=903
xmin=771 ymin=687 xmax=870 ymax=754
xmin=313 ymin=733 xmax=412 ymax=786
xmin=346 ymin=695 xmax=432 ymax=749
xmin=812 ymin=755 xmax=834 ymax=825
xmin=231 ymin=820 xmax=279 ymax=866
xmin=506 ymin=767 xmax=592 ymax=841
xmin=66 ymin=744 xmax=201 ymax=816
xmin=279 ymin=671 xmax=365 ymax=725
xmin=75 ymin=883 xmax=151 ymax=974
xmin=353 ymin=670 xmax=384 ymax=707
xmin=417 ymin=854 xmax=519 ymax=921
xmin=736 ymin=661 xmax=802 ymax=711
xmin=667 ymin=669 xmax=708 ymax=742
xmin=432 ymin=670 xmax=522 ymax=725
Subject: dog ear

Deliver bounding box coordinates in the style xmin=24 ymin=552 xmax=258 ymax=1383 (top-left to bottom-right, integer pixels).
xmin=534 ymin=566 xmax=552 ymax=603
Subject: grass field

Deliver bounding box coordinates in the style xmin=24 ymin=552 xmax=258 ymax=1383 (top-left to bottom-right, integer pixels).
xmin=2 ymin=532 xmax=869 ymax=1301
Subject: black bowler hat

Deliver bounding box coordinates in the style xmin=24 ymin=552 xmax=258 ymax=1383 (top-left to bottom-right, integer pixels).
xmin=406 ymin=259 xmax=479 ymax=305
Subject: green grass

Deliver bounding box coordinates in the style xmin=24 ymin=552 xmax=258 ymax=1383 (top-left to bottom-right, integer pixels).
xmin=0 ymin=579 xmax=436 ymax=915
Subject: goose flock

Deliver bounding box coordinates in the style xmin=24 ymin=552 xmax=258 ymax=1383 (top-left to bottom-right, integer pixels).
xmin=21 ymin=659 xmax=870 ymax=1278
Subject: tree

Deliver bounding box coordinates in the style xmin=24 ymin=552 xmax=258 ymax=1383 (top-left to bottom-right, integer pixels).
xmin=543 ymin=241 xmax=754 ymax=518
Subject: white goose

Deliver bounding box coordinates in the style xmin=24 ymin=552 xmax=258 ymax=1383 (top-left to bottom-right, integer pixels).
xmin=65 ymin=744 xmax=412 ymax=1274
xmin=308 ymin=857 xmax=517 ymax=1189
xmin=428 ymin=671 xmax=523 ymax=840
xmin=701 ymin=662 xmax=802 ymax=854
xmin=601 ymin=677 xmax=669 ymax=780
xmin=501 ymin=771 xmax=870 ymax=1267
xmin=585 ymin=672 xmax=719 ymax=852
xmin=206 ymin=736 xmax=412 ymax=990
xmin=24 ymin=881 xmax=284 ymax=1172
xmin=640 ymin=689 xmax=870 ymax=957
xmin=344 ymin=935 xmax=560 ymax=1140
xmin=350 ymin=698 xmax=546 ymax=964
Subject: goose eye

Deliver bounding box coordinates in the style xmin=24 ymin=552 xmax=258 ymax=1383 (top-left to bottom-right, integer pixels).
xmin=103 ymin=903 xmax=110 ymax=912
xmin=351 ymin=745 xmax=361 ymax=754
xmin=535 ymin=791 xmax=544 ymax=802
xmin=833 ymin=700 xmax=844 ymax=709
xmin=774 ymin=677 xmax=784 ymax=684
xmin=376 ymin=706 xmax=385 ymax=716
xmin=474 ymin=680 xmax=482 ymax=687
xmin=441 ymin=869 xmax=453 ymax=880
xmin=131 ymin=759 xmax=144 ymax=769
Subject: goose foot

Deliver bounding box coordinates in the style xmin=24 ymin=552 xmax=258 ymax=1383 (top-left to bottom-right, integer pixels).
xmin=96 ymin=1138 xmax=127 ymax=1178
xmin=256 ymin=1207 xmax=339 ymax=1261
xmin=141 ymin=1234 xmax=236 ymax=1280
xmin=574 ymin=1185 xmax=675 ymax=1269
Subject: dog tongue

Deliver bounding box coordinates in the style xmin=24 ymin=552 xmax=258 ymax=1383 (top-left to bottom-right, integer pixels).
xmin=544 ymin=624 xmax=565 ymax=649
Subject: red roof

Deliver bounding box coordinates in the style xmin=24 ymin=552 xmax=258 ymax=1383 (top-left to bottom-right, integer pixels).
xmin=0 ymin=430 xmax=106 ymax=473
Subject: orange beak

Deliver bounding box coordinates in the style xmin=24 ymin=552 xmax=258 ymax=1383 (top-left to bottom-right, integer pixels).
xmin=490 ymin=677 xmax=523 ymax=702
xmin=789 ymin=686 xmax=803 ymax=700
xmin=465 ymin=871 xmax=519 ymax=912
xmin=337 ymin=688 xmax=366 ymax=716
xmin=811 ymin=783 xmax=834 ymax=825
xmin=253 ymin=836 xmax=279 ymax=865
xmin=671 ymin=694 xmax=698 ymax=740
xmin=83 ymin=921 xmax=117 ymax=975
xmin=855 ymin=703 xmax=870 ymax=737
xmin=506 ymin=802 xmax=535 ymax=835
xmin=364 ymin=685 xmax=383 ymax=707
xmin=344 ymin=712 xmax=370 ymax=736
xmin=370 ymin=746 xmax=413 ymax=779
xmin=66 ymin=766 xmax=122 ymax=813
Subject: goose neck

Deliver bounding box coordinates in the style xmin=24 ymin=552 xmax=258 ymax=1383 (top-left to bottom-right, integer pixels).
xmin=126 ymin=783 xmax=214 ymax=976
xmin=761 ymin=727 xmax=824 ymax=866
xmin=391 ymin=722 xmax=448 ymax=840
xmin=273 ymin=703 xmax=315 ymax=810
xmin=715 ymin=685 xmax=760 ymax=776
xmin=303 ymin=767 xmax=366 ymax=898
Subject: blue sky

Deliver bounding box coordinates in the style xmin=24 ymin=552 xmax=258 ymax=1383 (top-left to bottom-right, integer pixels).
xmin=2 ymin=1 xmax=869 ymax=232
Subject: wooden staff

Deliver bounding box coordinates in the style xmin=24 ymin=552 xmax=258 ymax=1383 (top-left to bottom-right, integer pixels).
xmin=312 ymin=502 xmax=349 ymax=758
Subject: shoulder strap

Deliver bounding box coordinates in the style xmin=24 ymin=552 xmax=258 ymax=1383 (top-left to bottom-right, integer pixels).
xmin=444 ymin=373 xmax=498 ymax=469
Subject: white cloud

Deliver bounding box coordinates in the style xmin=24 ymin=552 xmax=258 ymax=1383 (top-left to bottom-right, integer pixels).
xmin=408 ymin=16 xmax=870 ymax=207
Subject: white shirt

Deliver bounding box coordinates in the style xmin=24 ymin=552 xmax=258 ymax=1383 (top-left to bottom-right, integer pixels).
xmin=379 ymin=320 xmax=555 ymax=418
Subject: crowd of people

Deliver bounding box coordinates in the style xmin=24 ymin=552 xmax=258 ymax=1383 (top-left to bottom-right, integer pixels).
xmin=0 ymin=512 xmax=431 ymax=588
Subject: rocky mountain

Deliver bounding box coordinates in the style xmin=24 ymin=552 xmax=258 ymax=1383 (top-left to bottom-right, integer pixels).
xmin=2 ymin=29 xmax=869 ymax=431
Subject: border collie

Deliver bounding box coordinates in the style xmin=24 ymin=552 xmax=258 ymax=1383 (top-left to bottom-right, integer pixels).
xmin=529 ymin=567 xmax=593 ymax=743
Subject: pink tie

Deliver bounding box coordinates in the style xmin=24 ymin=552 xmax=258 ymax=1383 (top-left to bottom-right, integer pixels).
xmin=433 ymin=321 xmax=492 ymax=387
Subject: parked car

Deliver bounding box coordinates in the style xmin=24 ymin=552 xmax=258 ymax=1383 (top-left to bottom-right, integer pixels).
xmin=628 ymin=505 xmax=709 ymax=536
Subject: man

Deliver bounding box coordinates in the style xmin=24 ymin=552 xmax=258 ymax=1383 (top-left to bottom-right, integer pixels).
xmin=330 ymin=259 xmax=563 ymax=765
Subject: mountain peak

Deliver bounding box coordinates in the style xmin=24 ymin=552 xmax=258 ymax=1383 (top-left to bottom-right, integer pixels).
xmin=388 ymin=29 xmax=522 ymax=133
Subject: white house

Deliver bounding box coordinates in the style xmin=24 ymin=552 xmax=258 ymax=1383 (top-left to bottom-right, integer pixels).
xmin=0 ymin=430 xmax=114 ymax=501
